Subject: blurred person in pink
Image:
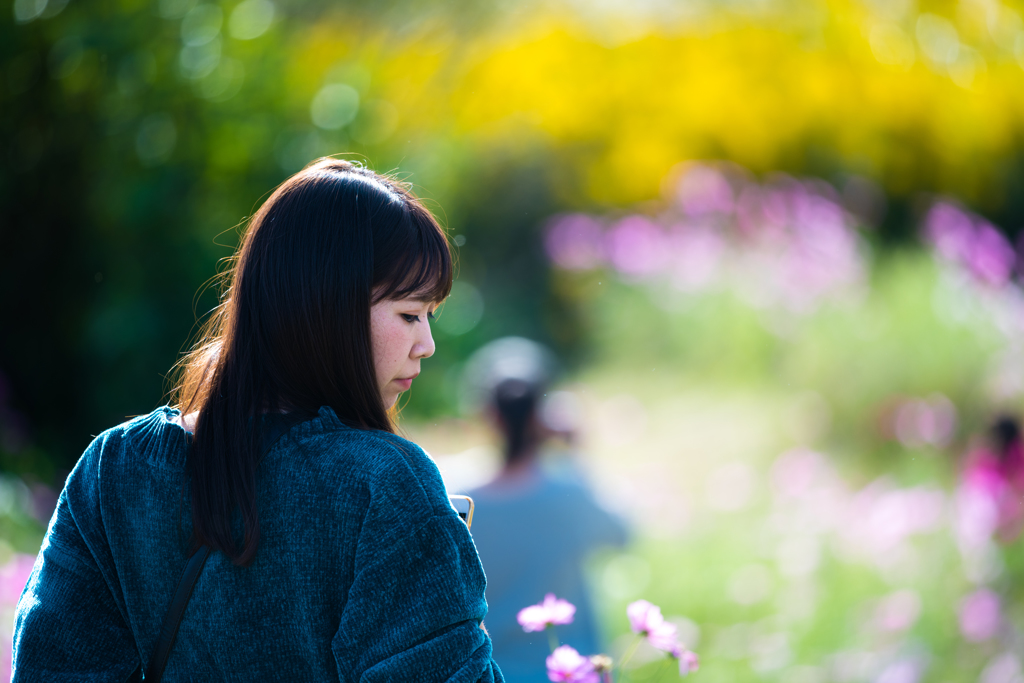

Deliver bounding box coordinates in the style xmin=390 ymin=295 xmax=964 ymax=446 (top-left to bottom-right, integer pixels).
xmin=958 ymin=416 xmax=1024 ymax=544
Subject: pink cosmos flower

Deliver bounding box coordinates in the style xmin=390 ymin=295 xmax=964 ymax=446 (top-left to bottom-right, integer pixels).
xmin=959 ymin=588 xmax=1001 ymax=642
xmin=626 ymin=599 xmax=663 ymax=634
xmin=606 ymin=217 xmax=668 ymax=278
xmin=546 ymin=645 xmax=599 ymax=683
xmin=518 ymin=593 xmax=577 ymax=632
xmin=626 ymin=599 xmax=683 ymax=653
xmin=647 ymin=621 xmax=680 ymax=652
xmin=545 ymin=214 xmax=605 ymax=271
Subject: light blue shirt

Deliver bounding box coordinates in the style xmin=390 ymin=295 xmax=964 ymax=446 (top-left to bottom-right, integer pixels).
xmin=467 ymin=462 xmax=627 ymax=682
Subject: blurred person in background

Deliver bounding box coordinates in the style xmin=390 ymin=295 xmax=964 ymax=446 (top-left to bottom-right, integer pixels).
xmin=958 ymin=415 xmax=1024 ymax=545
xmin=462 ymin=338 xmax=628 ymax=682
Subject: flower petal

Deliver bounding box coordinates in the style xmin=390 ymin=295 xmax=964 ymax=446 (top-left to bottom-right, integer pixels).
xmin=647 ymin=620 xmax=679 ymax=652
xmin=626 ymin=599 xmax=665 ymax=634
xmin=543 ymin=593 xmax=577 ymax=625
xmin=678 ymin=650 xmax=700 ymax=675
xmin=546 ymin=645 xmax=599 ymax=683
xmin=518 ymin=604 xmax=551 ymax=632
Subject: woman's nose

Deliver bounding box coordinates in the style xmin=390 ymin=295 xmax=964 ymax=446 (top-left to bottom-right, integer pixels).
xmin=413 ymin=322 xmax=435 ymax=359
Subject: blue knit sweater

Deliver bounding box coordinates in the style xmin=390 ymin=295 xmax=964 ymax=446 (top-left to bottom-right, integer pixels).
xmin=12 ymin=406 xmax=504 ymax=682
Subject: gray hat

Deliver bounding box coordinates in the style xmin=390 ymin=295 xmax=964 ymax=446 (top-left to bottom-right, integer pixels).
xmin=459 ymin=337 xmax=559 ymax=415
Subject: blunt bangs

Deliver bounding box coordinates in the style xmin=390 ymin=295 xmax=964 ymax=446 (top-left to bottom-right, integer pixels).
xmin=372 ymin=206 xmax=453 ymax=305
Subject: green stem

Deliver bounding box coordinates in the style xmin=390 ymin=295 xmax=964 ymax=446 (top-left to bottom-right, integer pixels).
xmin=547 ymin=625 xmax=559 ymax=653
xmin=618 ymin=634 xmax=644 ymax=670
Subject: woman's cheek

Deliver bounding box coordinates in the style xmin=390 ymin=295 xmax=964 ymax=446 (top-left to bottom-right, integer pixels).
xmin=380 ymin=323 xmax=405 ymax=363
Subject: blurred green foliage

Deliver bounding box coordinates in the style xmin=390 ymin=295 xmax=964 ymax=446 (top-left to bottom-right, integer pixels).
xmin=575 ymin=250 xmax=1006 ymax=469
xmin=0 ymin=0 xmax=571 ymax=472
xmin=4 ymin=0 xmax=1024 ymax=483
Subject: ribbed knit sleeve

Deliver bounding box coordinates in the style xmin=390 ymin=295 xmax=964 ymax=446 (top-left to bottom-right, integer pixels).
xmin=333 ymin=513 xmax=503 ymax=683
xmin=12 ymin=431 xmax=140 ymax=682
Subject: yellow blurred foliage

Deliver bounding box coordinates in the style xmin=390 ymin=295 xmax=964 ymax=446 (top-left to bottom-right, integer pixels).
xmin=287 ymin=0 xmax=1024 ymax=207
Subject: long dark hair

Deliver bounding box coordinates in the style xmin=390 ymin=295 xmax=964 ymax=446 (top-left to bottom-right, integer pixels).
xmin=171 ymin=158 xmax=452 ymax=566
xmin=494 ymin=378 xmax=542 ymax=465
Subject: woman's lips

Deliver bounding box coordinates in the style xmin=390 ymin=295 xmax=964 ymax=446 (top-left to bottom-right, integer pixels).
xmin=394 ymin=375 xmax=418 ymax=390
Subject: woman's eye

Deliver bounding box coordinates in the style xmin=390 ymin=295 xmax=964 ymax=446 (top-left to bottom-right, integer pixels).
xmin=427 ymin=310 xmax=437 ymax=321
xmin=400 ymin=314 xmax=420 ymax=323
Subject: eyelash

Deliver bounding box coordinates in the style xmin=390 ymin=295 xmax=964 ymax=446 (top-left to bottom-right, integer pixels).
xmin=401 ymin=311 xmax=436 ymax=323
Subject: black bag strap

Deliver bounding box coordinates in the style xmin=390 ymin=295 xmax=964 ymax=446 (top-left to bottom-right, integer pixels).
xmin=144 ymin=545 xmax=210 ymax=681
xmin=145 ymin=412 xmax=308 ymax=682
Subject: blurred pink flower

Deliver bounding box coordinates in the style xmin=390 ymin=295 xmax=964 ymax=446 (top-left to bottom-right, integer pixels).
xmin=954 ymin=484 xmax=1000 ymax=549
xmin=626 ymin=599 xmax=679 ymax=652
xmin=676 ymin=165 xmax=734 ymax=216
xmin=647 ymin=621 xmax=680 ymax=652
xmin=794 ymin=193 xmax=846 ymax=237
xmin=770 ymin=448 xmax=825 ymax=499
xmin=676 ymin=648 xmax=700 ymax=675
xmin=925 ymin=201 xmax=974 ymax=263
xmin=968 ymin=223 xmax=1015 ymax=287
xmin=606 ymin=217 xmax=667 ymax=278
xmin=0 ymin=553 xmax=35 ymax=683
xmin=668 ymin=223 xmax=724 ymax=291
xmin=0 ymin=553 xmax=36 ymax=606
xmin=874 ymin=590 xmax=921 ymax=632
xmin=760 ymin=183 xmax=795 ymax=229
xmin=626 ymin=599 xmax=662 ymax=634
xmin=781 ymin=196 xmax=863 ymax=311
xmin=876 ymin=659 xmax=925 ymax=683
xmin=518 ymin=593 xmax=576 ymax=632
xmin=545 ymin=214 xmax=605 ymax=270
xmin=735 ymin=185 xmax=765 ymax=235
xmin=546 ymin=645 xmax=599 ymax=683
xmin=960 ymin=588 xmax=1001 ymax=642
xmin=924 ymin=201 xmax=1015 ymax=288
xmin=843 ymin=481 xmax=947 ymax=558
xmin=894 ymin=395 xmax=957 ymax=448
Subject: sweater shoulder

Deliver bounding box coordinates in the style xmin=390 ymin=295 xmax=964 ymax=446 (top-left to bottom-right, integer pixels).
xmin=71 ymin=407 xmax=188 ymax=479
xmin=302 ymin=409 xmax=452 ymax=523
xmin=58 ymin=407 xmax=187 ymax=544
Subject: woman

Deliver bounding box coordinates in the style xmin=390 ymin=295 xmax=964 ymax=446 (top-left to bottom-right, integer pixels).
xmin=13 ymin=158 xmax=504 ymax=682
